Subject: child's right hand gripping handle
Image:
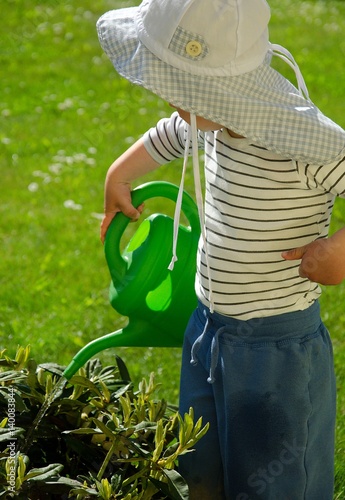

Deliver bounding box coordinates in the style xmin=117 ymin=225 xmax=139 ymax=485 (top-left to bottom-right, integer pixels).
xmin=104 ymin=181 xmax=200 ymax=282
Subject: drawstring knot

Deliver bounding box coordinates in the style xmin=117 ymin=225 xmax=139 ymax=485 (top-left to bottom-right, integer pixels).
xmin=167 ymin=255 xmax=178 ymax=271
xmin=207 ymin=326 xmax=227 ymax=384
xmin=190 ymin=310 xmax=227 ymax=384
xmin=190 ymin=315 xmax=210 ymax=366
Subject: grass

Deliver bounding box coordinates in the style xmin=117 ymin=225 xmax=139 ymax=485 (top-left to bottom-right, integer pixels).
xmin=1 ymin=0 xmax=345 ymax=495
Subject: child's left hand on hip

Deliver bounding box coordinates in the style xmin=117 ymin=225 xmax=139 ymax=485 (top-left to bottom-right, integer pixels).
xmin=282 ymin=228 xmax=345 ymax=285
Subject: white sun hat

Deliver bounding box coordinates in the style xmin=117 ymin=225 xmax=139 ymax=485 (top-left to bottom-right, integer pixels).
xmin=97 ymin=0 xmax=345 ymax=165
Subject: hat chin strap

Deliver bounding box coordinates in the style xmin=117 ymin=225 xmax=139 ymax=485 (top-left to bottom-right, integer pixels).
xmin=168 ymin=113 xmax=215 ymax=313
xmin=270 ymin=43 xmax=310 ymax=100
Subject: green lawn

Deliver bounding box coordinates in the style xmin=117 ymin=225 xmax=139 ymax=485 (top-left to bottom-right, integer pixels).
xmin=1 ymin=0 xmax=345 ymax=496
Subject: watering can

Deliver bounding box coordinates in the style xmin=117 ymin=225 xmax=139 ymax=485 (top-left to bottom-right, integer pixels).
xmin=63 ymin=181 xmax=200 ymax=380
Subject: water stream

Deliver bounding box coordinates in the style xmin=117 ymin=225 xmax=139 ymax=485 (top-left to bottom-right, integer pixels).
xmin=22 ymin=376 xmax=68 ymax=454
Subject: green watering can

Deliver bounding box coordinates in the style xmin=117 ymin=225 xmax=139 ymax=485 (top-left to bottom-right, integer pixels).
xmin=63 ymin=181 xmax=200 ymax=380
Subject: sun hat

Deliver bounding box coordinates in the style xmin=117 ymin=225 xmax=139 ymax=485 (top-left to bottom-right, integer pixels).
xmin=97 ymin=0 xmax=345 ymax=165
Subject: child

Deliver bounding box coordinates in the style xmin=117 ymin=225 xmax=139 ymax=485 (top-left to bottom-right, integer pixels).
xmin=97 ymin=0 xmax=345 ymax=498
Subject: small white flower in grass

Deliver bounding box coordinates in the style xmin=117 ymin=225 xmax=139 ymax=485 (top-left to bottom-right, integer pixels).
xmin=64 ymin=156 xmax=74 ymax=165
xmin=92 ymin=56 xmax=103 ymax=65
xmin=91 ymin=212 xmax=104 ymax=221
xmin=58 ymin=98 xmax=74 ymax=111
xmin=28 ymin=182 xmax=39 ymax=192
xmin=83 ymin=10 xmax=93 ymax=20
xmin=32 ymin=170 xmax=47 ymax=178
xmin=64 ymin=200 xmax=82 ymax=210
xmin=48 ymin=163 xmax=63 ymax=175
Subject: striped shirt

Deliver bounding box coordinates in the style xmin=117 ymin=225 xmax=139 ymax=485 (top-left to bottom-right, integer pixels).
xmin=143 ymin=112 xmax=345 ymax=320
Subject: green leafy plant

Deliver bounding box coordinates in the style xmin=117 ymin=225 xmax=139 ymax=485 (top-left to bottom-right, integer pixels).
xmin=0 ymin=346 xmax=208 ymax=499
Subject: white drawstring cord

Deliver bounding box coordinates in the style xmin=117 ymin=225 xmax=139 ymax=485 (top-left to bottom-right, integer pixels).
xmin=168 ymin=124 xmax=191 ymax=271
xmin=190 ymin=114 xmax=214 ymax=313
xmin=168 ymin=113 xmax=215 ymax=313
xmin=271 ymin=43 xmax=310 ymax=101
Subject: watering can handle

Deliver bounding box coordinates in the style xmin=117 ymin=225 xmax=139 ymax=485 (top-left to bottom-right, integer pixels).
xmin=104 ymin=181 xmax=200 ymax=279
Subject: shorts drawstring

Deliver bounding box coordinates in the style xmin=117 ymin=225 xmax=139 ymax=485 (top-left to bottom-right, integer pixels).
xmin=190 ymin=315 xmax=210 ymax=366
xmin=190 ymin=310 xmax=227 ymax=384
xmin=207 ymin=326 xmax=227 ymax=384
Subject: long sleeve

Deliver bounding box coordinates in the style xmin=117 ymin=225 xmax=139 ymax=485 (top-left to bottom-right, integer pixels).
xmin=142 ymin=112 xmax=200 ymax=164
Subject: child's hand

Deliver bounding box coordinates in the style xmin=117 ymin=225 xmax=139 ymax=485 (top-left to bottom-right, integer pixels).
xmin=100 ymin=182 xmax=144 ymax=243
xmin=100 ymin=138 xmax=160 ymax=243
xmin=282 ymin=230 xmax=345 ymax=285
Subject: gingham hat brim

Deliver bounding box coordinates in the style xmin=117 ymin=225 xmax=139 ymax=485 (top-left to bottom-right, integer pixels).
xmin=97 ymin=8 xmax=345 ymax=164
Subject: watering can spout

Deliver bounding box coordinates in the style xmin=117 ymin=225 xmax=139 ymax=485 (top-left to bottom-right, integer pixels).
xmin=62 ymin=316 xmax=182 ymax=380
xmin=64 ymin=181 xmax=200 ymax=378
xmin=62 ymin=322 xmax=151 ymax=380
xmin=62 ymin=328 xmax=125 ymax=380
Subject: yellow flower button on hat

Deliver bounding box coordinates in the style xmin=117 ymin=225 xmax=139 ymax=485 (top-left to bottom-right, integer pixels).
xmin=185 ymin=40 xmax=202 ymax=57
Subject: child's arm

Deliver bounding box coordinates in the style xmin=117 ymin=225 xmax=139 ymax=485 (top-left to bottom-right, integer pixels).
xmin=282 ymin=227 xmax=345 ymax=285
xmin=100 ymin=137 xmax=161 ymax=242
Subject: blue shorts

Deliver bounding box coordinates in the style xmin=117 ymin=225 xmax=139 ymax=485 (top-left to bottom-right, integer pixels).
xmin=178 ymin=301 xmax=336 ymax=500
